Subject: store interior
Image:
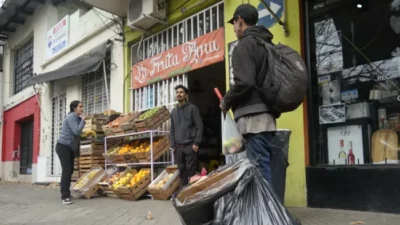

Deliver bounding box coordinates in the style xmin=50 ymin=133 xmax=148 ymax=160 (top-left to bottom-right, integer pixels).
xmin=187 ymin=62 xmax=226 ymax=172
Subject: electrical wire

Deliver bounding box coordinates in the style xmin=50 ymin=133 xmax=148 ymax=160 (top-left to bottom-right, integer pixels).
xmin=92 ymin=8 xmax=121 ymax=36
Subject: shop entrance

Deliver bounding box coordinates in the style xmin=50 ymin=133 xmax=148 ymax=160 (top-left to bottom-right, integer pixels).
xmin=187 ymin=61 xmax=226 ymax=172
xmin=20 ymin=119 xmax=34 ymax=175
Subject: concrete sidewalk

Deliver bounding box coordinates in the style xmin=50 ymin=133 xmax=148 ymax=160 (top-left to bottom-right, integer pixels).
xmin=0 ymin=182 xmax=399 ymax=225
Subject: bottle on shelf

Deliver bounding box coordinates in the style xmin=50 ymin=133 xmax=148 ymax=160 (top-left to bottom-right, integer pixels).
xmin=347 ymin=141 xmax=355 ymax=165
xmin=338 ymin=139 xmax=346 ymax=165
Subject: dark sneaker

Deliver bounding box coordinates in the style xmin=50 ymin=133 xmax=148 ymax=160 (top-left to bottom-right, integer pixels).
xmin=62 ymin=198 xmax=72 ymax=205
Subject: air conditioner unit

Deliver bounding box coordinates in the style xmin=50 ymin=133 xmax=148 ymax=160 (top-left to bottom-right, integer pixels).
xmin=127 ymin=0 xmax=167 ymax=31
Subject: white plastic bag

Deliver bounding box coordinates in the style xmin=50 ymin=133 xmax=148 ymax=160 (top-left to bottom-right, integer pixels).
xmin=221 ymin=113 xmax=244 ymax=155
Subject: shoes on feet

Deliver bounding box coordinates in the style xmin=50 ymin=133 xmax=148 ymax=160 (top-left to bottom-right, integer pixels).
xmin=62 ymin=198 xmax=73 ymax=205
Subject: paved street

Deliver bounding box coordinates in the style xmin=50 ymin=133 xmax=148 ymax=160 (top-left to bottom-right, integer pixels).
xmin=0 ymin=182 xmax=399 ymax=225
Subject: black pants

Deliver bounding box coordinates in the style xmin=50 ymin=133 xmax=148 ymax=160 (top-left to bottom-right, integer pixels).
xmin=175 ymin=144 xmax=198 ymax=187
xmin=56 ymin=143 xmax=75 ymax=200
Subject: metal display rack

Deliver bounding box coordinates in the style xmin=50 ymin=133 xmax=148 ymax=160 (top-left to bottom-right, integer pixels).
xmin=104 ymin=130 xmax=174 ymax=181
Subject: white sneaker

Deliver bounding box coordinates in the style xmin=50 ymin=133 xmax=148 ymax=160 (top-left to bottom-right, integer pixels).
xmin=62 ymin=198 xmax=73 ymax=205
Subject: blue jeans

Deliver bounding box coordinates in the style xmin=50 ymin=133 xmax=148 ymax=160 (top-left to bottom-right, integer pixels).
xmin=244 ymin=132 xmax=274 ymax=183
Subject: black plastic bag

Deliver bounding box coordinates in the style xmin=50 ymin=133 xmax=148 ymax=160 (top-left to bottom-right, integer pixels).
xmin=212 ymin=159 xmax=300 ymax=225
xmin=173 ymin=159 xmax=254 ymax=225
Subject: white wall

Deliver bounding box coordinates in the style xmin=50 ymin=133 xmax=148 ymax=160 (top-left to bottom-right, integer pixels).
xmin=1 ymin=3 xmax=124 ymax=182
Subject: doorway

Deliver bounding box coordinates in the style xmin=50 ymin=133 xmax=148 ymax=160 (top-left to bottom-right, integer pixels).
xmin=20 ymin=120 xmax=34 ymax=174
xmin=187 ymin=61 xmax=226 ymax=172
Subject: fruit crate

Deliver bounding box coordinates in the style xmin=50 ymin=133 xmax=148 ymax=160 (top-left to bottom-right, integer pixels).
xmin=116 ymin=169 xmax=151 ymax=201
xmin=83 ymin=115 xmax=108 ymax=133
xmin=111 ymin=168 xmax=137 ymax=190
xmin=71 ymin=167 xmax=105 ymax=199
xmin=117 ymin=169 xmax=151 ymax=194
xmin=119 ymin=112 xmax=140 ymax=131
xmin=135 ymin=106 xmax=170 ymax=131
xmin=133 ymin=136 xmax=170 ymax=161
xmin=148 ymin=168 xmax=180 ymax=200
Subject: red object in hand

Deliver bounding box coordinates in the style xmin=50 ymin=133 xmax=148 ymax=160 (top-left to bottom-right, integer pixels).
xmin=214 ymin=88 xmax=223 ymax=100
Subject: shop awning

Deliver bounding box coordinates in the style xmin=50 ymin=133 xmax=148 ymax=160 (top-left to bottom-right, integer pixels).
xmin=28 ymin=41 xmax=109 ymax=86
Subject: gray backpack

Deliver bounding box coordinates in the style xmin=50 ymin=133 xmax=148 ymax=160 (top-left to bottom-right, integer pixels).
xmin=252 ymin=36 xmax=308 ymax=115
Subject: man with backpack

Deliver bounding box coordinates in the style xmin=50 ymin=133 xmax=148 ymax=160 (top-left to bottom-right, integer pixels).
xmin=221 ymin=4 xmax=307 ymax=183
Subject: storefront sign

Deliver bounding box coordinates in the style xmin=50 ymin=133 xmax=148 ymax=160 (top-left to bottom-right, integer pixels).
xmin=46 ymin=16 xmax=70 ymax=59
xmin=131 ymin=28 xmax=225 ymax=89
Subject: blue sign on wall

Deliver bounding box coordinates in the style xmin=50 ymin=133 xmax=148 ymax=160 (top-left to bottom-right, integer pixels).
xmin=257 ymin=0 xmax=284 ymax=28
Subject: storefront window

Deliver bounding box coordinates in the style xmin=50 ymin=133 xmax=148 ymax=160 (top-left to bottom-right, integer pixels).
xmin=307 ymin=0 xmax=400 ymax=165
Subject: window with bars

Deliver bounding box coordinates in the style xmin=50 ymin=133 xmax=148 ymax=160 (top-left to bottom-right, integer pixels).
xmin=81 ymin=54 xmax=111 ymax=115
xmin=49 ymin=93 xmax=66 ymax=176
xmin=131 ymin=2 xmax=224 ymax=113
xmin=14 ymin=38 xmax=34 ymax=94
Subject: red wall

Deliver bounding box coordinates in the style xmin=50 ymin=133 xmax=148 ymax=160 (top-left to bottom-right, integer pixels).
xmin=1 ymin=95 xmax=41 ymax=163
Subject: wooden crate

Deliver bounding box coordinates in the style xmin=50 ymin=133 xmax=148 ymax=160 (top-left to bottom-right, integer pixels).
xmin=177 ymin=167 xmax=235 ymax=203
xmin=98 ymin=181 xmax=119 ymax=198
xmin=83 ymin=115 xmax=108 ymax=133
xmin=148 ymin=169 xmax=180 ymax=200
xmin=79 ymin=156 xmax=104 ymax=176
xmin=118 ymin=186 xmax=148 ymax=201
xmin=71 ymin=167 xmax=105 ymax=199
xmin=117 ymin=171 xmax=151 ymax=194
xmin=133 ymin=136 xmax=170 ymax=161
xmin=116 ymin=170 xmax=151 ymax=201
xmin=80 ymin=144 xmax=104 ymax=156
xmin=79 ymin=156 xmax=105 ymax=168
xmin=135 ymin=106 xmax=170 ymax=131
xmin=119 ymin=112 xmax=140 ymax=131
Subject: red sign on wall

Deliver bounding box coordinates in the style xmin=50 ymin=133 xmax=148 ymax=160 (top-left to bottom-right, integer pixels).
xmin=131 ymin=28 xmax=225 ymax=89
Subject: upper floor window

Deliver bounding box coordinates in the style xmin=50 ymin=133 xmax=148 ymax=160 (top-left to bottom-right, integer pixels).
xmin=14 ymin=39 xmax=34 ymax=94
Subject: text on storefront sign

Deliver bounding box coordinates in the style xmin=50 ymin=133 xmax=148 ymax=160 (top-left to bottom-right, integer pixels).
xmin=131 ymin=28 xmax=225 ymax=89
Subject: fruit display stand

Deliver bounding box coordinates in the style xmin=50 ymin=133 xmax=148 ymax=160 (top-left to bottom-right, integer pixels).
xmin=71 ymin=167 xmax=105 ymax=199
xmin=134 ymin=106 xmax=170 ymax=131
xmin=113 ymin=168 xmax=151 ymax=201
xmin=148 ymin=167 xmax=180 ymax=200
xmin=104 ymin=130 xmax=174 ymax=188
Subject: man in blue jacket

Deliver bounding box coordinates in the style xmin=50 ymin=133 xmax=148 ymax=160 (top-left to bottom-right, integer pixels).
xmin=170 ymin=85 xmax=204 ymax=187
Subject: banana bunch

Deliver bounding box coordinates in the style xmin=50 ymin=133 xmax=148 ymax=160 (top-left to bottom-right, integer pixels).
xmin=81 ymin=130 xmax=96 ymax=139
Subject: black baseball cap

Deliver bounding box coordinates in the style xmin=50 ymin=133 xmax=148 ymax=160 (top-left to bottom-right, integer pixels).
xmin=227 ymin=4 xmax=259 ymax=24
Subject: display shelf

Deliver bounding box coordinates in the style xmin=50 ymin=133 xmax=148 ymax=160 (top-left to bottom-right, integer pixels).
xmin=104 ymin=130 xmax=174 ymax=182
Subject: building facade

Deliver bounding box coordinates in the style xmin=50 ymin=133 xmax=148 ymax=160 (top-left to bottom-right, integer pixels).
xmin=83 ymin=0 xmax=308 ymax=208
xmin=0 ymin=1 xmax=124 ymax=183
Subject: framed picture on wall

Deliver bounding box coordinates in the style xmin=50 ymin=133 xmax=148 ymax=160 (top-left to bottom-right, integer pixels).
xmin=327 ymin=125 xmax=365 ymax=165
xmin=319 ymin=103 xmax=346 ymax=124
